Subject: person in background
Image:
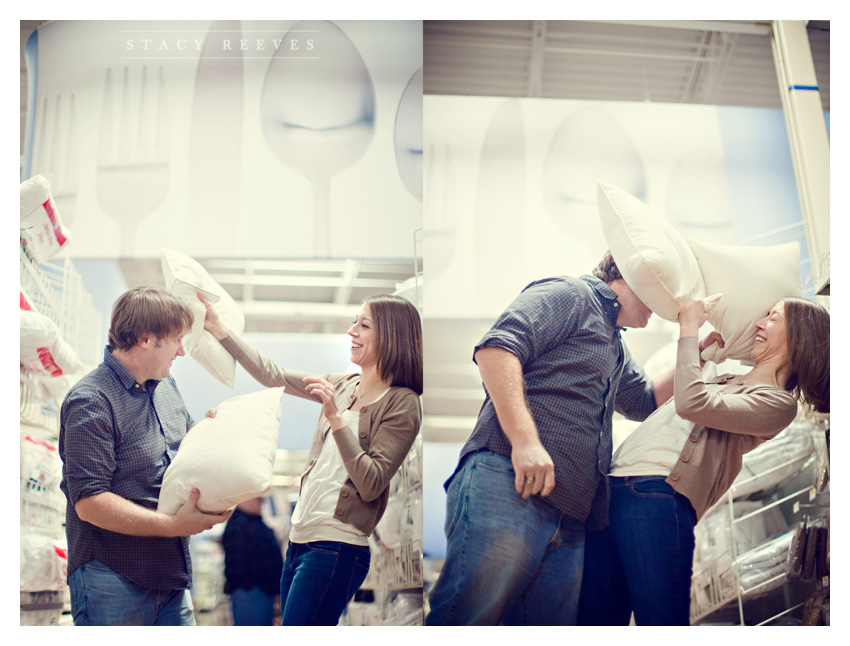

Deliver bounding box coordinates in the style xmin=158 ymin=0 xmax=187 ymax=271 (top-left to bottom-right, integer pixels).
xmin=578 ymin=297 xmax=830 ymax=626
xmin=200 ymin=292 xmax=423 ymax=626
xmin=426 ymin=252 xmax=675 ymax=626
xmin=59 ymin=287 xmax=232 ymax=626
xmin=221 ymin=497 xmax=284 ymax=626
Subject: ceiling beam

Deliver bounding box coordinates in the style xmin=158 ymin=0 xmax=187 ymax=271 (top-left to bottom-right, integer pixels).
xmin=592 ymin=20 xmax=772 ymax=36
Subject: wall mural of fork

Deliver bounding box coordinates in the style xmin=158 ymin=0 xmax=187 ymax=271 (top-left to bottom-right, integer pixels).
xmin=95 ymin=65 xmax=171 ymax=257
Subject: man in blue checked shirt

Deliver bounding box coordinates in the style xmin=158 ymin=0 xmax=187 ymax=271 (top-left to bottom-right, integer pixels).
xmin=426 ymin=252 xmax=675 ymax=626
xmin=59 ymin=287 xmax=232 ymax=626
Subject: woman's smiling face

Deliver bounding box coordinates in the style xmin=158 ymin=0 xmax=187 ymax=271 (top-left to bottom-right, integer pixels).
xmin=348 ymin=303 xmax=377 ymax=369
xmin=752 ymin=300 xmax=789 ymax=365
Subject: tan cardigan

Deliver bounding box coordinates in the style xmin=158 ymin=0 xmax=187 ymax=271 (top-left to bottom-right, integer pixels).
xmin=666 ymin=337 xmax=798 ymax=521
xmin=220 ymin=334 xmax=422 ymax=536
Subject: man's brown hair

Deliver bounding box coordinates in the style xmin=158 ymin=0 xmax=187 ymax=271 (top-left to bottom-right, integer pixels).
xmin=108 ymin=287 xmax=194 ymax=351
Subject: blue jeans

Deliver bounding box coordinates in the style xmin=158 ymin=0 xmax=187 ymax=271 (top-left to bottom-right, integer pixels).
xmin=578 ymin=476 xmax=697 ymax=626
xmin=279 ymin=540 xmax=371 ymax=625
xmin=425 ymin=451 xmax=586 ymax=626
xmin=230 ymin=586 xmax=276 ymax=626
xmin=69 ymin=560 xmax=195 ymax=626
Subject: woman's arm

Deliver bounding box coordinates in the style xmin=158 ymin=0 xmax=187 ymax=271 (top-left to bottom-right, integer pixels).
xmin=674 ymin=336 xmax=797 ymax=436
xmin=330 ymin=390 xmax=421 ymax=502
xmin=198 ymin=292 xmax=323 ymax=400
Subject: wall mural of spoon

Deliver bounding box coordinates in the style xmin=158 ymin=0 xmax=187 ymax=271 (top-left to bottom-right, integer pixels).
xmin=666 ymin=146 xmax=733 ymax=245
xmin=189 ymin=20 xmax=244 ymax=256
xmin=394 ymin=67 xmax=423 ymax=201
xmin=542 ymin=108 xmax=646 ymax=260
xmin=475 ymin=99 xmax=526 ymax=317
xmin=260 ymin=20 xmax=376 ymax=258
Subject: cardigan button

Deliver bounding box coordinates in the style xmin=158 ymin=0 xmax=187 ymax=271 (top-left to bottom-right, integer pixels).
xmin=680 ymin=455 xmax=690 ymax=462
xmin=670 ymin=473 xmax=680 ymax=481
xmin=689 ymin=435 xmax=699 ymax=442
xmin=360 ymin=407 xmax=367 ymax=413
xmin=335 ymin=509 xmax=343 ymax=516
xmin=359 ymin=431 xmax=367 ymax=438
xmin=341 ymin=490 xmax=349 ymax=498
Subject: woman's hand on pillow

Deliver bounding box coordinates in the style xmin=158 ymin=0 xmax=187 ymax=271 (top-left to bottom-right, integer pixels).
xmin=699 ymin=331 xmax=725 ymax=353
xmin=678 ymin=300 xmax=709 ymax=338
xmin=197 ymin=292 xmax=230 ymax=340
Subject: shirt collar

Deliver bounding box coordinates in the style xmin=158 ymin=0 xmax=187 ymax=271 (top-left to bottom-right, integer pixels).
xmin=104 ymin=345 xmax=160 ymax=392
xmin=580 ymin=274 xmax=623 ymax=330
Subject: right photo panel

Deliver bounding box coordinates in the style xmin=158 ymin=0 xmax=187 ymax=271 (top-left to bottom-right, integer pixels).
xmin=420 ymin=20 xmax=830 ymax=627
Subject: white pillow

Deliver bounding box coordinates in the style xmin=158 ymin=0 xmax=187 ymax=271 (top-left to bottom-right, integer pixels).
xmin=157 ymin=387 xmax=284 ymax=515
xmin=20 ymin=175 xmax=73 ymax=263
xmin=20 ymin=309 xmax=84 ymax=377
xmin=161 ymin=248 xmax=245 ymax=387
xmin=688 ymin=239 xmax=802 ymax=363
xmin=597 ymin=182 xmax=704 ymax=321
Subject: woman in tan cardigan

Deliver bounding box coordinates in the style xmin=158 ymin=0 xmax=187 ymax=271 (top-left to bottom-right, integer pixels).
xmin=199 ymin=292 xmax=422 ymax=626
xmin=578 ymin=296 xmax=829 ymax=626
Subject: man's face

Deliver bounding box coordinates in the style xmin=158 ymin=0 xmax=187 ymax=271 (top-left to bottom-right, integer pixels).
xmin=611 ymin=280 xmax=653 ymax=329
xmin=143 ymin=332 xmax=186 ymax=381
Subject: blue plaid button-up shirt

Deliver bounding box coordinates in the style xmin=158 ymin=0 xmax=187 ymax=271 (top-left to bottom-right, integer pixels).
xmin=59 ymin=346 xmax=194 ymax=590
xmin=458 ymin=275 xmax=657 ymax=531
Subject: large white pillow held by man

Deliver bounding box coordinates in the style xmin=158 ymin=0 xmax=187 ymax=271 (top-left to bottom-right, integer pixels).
xmin=157 ymin=387 xmax=284 ymax=515
xmin=161 ymin=248 xmax=245 ymax=387
xmin=688 ymin=239 xmax=802 ymax=363
xmin=597 ymin=181 xmax=704 ymax=322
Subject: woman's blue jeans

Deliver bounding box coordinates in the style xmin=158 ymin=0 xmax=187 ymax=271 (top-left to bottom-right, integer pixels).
xmin=69 ymin=560 xmax=195 ymax=626
xmin=578 ymin=475 xmax=697 ymax=626
xmin=426 ymin=450 xmax=586 ymax=626
xmin=279 ymin=540 xmax=371 ymax=625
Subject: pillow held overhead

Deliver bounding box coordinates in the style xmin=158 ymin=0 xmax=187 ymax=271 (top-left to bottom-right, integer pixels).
xmin=688 ymin=239 xmax=802 ymax=363
xmin=157 ymin=387 xmax=285 ymax=515
xmin=161 ymin=248 xmax=245 ymax=387
xmin=597 ymin=181 xmax=704 ymax=322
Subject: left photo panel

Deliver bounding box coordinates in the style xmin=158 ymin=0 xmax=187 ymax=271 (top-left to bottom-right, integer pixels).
xmin=19 ymin=20 xmax=424 ymax=627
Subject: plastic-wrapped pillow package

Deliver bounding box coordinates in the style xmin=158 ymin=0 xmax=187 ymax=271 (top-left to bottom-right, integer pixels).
xmin=688 ymin=239 xmax=802 ymax=363
xmin=597 ymin=181 xmax=705 ymax=321
xmin=20 ymin=174 xmax=72 ymax=263
xmin=161 ymin=248 xmax=245 ymax=387
xmin=157 ymin=387 xmax=284 ymax=515
xmin=20 ymin=309 xmax=84 ymax=377
xmin=20 ymin=530 xmax=68 ymax=592
xmin=21 ymin=433 xmax=63 ymax=492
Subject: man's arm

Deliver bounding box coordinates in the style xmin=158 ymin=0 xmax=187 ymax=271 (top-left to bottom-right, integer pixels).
xmin=75 ymin=488 xmax=231 ymax=537
xmin=652 ymin=367 xmax=675 ymax=407
xmin=474 ymin=346 xmax=555 ymax=499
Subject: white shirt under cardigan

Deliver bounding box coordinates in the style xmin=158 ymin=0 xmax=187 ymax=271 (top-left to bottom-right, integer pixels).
xmin=610 ymin=384 xmax=725 ymax=477
xmin=289 ymin=389 xmax=390 ymax=547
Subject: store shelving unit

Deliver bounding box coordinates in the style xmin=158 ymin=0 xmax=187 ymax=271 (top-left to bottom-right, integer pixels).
xmin=690 ymin=409 xmax=830 ymax=625
xmin=19 ymin=245 xmax=102 ymax=626
xmin=342 ymin=432 xmax=424 ymax=625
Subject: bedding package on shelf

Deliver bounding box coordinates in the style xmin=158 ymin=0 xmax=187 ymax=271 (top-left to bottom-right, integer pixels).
xmin=340 ymin=433 xmax=424 ymax=626
xmin=690 ymin=411 xmax=830 ymax=625
xmin=19 ymin=174 xmax=102 ymax=626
